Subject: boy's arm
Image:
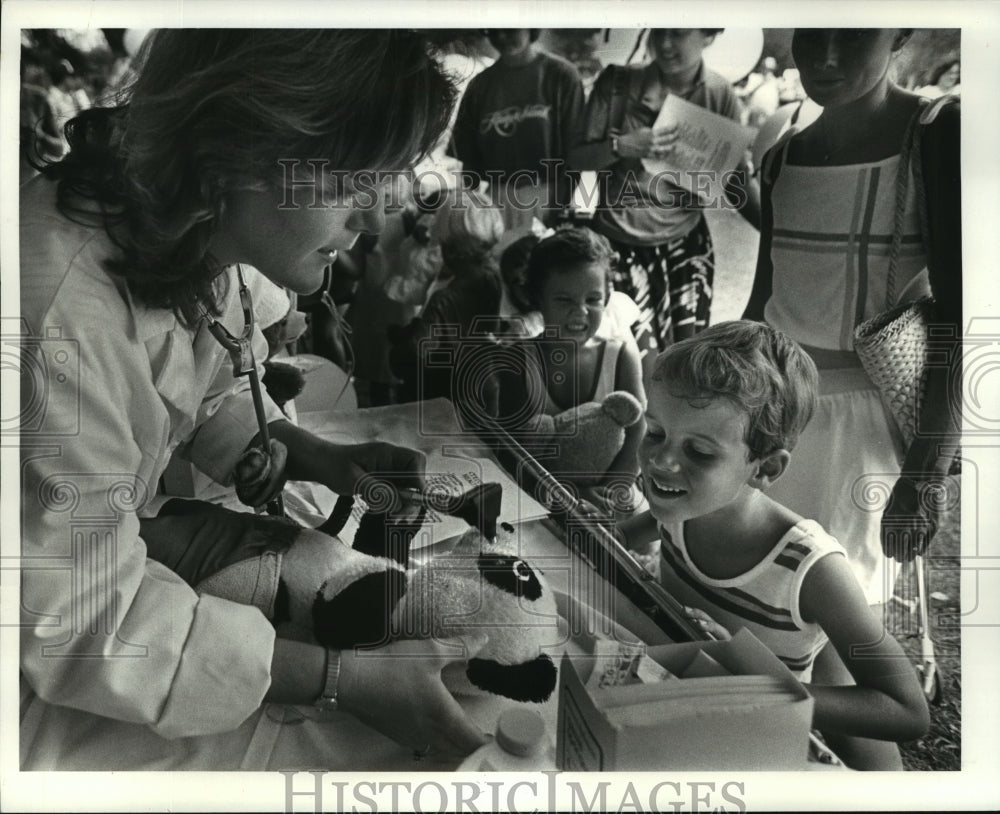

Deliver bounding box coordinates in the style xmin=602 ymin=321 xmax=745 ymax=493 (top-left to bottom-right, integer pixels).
xmin=799 ymin=554 xmax=930 ymax=741
xmin=559 ymin=62 xmax=587 ymax=158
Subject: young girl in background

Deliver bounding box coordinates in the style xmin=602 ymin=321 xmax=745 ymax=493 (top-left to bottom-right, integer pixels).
xmin=494 ymin=227 xmax=646 ymax=510
xmin=387 ymin=187 xmax=505 ymax=403
xmin=619 ymin=321 xmax=929 ymax=770
xmin=742 ymin=29 xmax=960 ymax=768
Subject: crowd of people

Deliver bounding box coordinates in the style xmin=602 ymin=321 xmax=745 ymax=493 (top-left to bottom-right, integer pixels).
xmin=18 ymin=28 xmax=960 ymax=772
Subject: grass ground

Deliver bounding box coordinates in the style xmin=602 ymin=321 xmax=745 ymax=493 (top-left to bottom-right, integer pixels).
xmin=890 ymin=496 xmax=962 ymax=771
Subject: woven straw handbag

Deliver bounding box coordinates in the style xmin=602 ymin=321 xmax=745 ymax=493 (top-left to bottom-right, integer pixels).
xmin=853 ymin=97 xmax=953 ymax=447
xmin=853 ymin=295 xmax=934 ymax=448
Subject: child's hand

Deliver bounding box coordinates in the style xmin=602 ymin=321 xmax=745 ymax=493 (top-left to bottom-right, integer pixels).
xmin=573 ymin=493 xmax=617 ymax=534
xmin=617 ymin=125 xmax=678 ymax=160
xmin=579 ymin=481 xmax=639 ymax=517
xmin=683 ymin=606 xmax=731 ymax=640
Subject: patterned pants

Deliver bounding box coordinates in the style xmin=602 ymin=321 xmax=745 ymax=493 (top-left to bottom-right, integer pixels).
xmin=607 ymin=214 xmax=714 ymax=350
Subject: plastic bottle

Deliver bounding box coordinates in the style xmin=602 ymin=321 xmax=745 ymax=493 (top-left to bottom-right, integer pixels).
xmin=458 ymin=707 xmax=556 ymax=771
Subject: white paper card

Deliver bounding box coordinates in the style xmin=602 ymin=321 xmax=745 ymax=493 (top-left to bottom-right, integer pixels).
xmin=641 ymin=94 xmax=752 ymax=203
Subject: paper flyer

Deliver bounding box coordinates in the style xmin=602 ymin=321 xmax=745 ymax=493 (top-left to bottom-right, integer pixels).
xmin=641 ymin=93 xmax=752 ymax=203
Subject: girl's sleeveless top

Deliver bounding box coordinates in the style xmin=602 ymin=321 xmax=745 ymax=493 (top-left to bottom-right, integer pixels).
xmin=761 ymin=140 xmax=930 ymax=352
xmin=526 ymin=337 xmax=624 ymax=415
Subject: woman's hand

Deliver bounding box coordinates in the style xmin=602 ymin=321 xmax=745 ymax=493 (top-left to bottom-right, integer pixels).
xmin=264 ymin=421 xmax=428 ymax=501
xmin=881 ymin=435 xmax=958 ymax=562
xmin=233 ymin=438 xmax=288 ymax=509
xmin=617 ymin=124 xmax=678 ymax=160
xmin=320 ymin=441 xmax=427 ymax=497
xmin=338 ymin=635 xmax=489 ymax=758
xmin=683 ymin=606 xmax=731 ymax=640
xmin=881 ymin=474 xmax=936 ymax=562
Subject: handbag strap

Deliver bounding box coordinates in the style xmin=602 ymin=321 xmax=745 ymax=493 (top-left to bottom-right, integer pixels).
xmin=886 ymin=94 xmax=957 ymax=309
xmin=885 ymin=105 xmax=923 ymax=309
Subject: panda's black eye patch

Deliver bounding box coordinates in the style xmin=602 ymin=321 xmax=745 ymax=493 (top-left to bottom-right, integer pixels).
xmin=466 ymin=653 xmax=556 ymax=702
xmin=477 ymin=554 xmax=542 ymax=601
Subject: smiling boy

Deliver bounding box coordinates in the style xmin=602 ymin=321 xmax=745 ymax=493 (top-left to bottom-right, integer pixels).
xmin=616 ymin=320 xmax=928 ymax=770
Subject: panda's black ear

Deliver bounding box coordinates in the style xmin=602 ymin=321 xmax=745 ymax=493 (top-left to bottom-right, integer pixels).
xmin=466 ymin=654 xmax=557 ymax=702
xmin=352 ymin=506 xmax=426 ymax=567
xmin=312 ymin=570 xmax=406 ymax=650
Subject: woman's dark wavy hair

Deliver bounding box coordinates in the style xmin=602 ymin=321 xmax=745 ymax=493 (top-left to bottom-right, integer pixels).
xmin=43 ymin=29 xmax=457 ymax=317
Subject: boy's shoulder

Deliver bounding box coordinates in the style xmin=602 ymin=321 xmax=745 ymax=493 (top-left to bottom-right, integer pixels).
xmin=780 ymin=517 xmax=844 ymax=552
xmin=741 ymin=499 xmax=844 ymax=562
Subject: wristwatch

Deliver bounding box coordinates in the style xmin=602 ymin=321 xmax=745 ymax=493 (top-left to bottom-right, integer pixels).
xmin=611 ymin=133 xmax=621 ymax=158
xmin=314 ymin=648 xmax=341 ymax=713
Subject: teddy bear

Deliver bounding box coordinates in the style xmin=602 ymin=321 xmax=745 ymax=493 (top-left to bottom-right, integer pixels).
xmin=532 ymin=390 xmax=644 ymax=487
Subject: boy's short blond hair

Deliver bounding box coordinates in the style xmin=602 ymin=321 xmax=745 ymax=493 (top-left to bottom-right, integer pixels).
xmin=651 ymin=320 xmax=819 ymax=458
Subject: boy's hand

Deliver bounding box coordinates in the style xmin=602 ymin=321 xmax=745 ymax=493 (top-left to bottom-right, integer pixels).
xmin=683 ymin=606 xmax=731 ymax=640
xmin=572 ymin=494 xmax=617 ymax=535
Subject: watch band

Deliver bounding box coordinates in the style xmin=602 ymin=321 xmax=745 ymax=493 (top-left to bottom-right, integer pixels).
xmin=315 ymin=648 xmax=341 ymax=713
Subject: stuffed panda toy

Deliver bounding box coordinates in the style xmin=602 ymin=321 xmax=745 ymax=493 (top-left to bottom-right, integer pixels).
xmin=159 ymin=483 xmax=560 ymax=704
xmin=201 ymin=525 xmax=560 ymax=702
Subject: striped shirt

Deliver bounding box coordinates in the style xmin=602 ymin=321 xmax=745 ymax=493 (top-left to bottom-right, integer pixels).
xmin=762 ymin=147 xmax=930 ymax=352
xmin=658 ymin=519 xmax=848 ymax=681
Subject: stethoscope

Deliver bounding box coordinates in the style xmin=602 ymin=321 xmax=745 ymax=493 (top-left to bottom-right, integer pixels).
xmin=193 ymin=264 xmax=284 ymax=516
xmin=192 ymin=257 xmax=358 ymax=525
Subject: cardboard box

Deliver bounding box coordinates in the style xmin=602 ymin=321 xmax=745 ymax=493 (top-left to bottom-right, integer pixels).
xmin=557 ymin=628 xmax=814 ymax=770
